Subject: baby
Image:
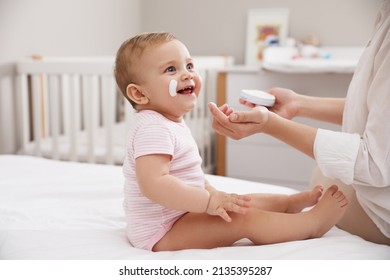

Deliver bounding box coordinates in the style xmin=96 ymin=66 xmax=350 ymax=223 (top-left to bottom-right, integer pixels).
xmin=114 ymin=32 xmax=348 ymax=251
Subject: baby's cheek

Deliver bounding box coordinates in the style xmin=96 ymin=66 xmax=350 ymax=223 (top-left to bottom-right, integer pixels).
xmin=194 ymin=74 xmax=202 ymax=95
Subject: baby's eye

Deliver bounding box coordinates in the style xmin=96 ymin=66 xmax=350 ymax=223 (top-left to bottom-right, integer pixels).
xmin=186 ymin=63 xmax=194 ymax=71
xmin=165 ymin=66 xmax=176 ymax=73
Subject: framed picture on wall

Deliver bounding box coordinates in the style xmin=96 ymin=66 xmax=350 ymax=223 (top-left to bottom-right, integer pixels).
xmin=245 ymin=8 xmax=290 ymax=65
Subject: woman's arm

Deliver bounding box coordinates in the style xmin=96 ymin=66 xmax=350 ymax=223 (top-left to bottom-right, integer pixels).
xmin=266 ymin=88 xmax=345 ymax=125
xmin=208 ymin=87 xmax=345 ymax=159
xmin=296 ymin=95 xmax=345 ymax=125
xmin=263 ymin=111 xmax=318 ymax=158
xmin=209 ymin=102 xmax=318 ymax=159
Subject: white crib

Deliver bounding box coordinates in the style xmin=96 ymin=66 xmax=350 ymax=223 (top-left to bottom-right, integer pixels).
xmin=15 ymin=56 xmax=233 ymax=173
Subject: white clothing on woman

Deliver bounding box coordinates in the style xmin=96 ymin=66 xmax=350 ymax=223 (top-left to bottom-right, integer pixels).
xmin=314 ymin=1 xmax=390 ymax=238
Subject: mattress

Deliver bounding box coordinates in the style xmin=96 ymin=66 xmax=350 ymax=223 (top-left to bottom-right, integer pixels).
xmin=0 ymin=155 xmax=389 ymax=260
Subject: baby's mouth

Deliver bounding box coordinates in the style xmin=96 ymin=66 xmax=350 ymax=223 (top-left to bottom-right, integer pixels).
xmin=177 ymin=86 xmax=194 ymax=95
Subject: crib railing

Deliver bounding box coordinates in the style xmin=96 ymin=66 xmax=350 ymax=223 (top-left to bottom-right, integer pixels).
xmin=15 ymin=56 xmax=233 ymax=173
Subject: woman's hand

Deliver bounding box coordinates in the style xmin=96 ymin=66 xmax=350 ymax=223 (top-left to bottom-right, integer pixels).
xmin=208 ymin=102 xmax=269 ymax=140
xmin=238 ymin=88 xmax=300 ymax=120
xmin=265 ymin=88 xmax=300 ymax=120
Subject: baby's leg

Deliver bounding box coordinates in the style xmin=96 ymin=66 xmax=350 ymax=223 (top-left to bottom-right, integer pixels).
xmin=153 ymin=186 xmax=347 ymax=251
xmin=247 ymin=185 xmax=348 ymax=244
xmin=249 ymin=185 xmax=322 ymax=213
xmin=153 ymin=212 xmax=245 ymax=251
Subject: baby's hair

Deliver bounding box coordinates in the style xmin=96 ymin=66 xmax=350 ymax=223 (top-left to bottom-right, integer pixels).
xmin=114 ymin=32 xmax=177 ymax=108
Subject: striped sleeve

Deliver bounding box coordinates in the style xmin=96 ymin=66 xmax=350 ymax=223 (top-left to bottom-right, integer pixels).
xmin=133 ymin=123 xmax=174 ymax=159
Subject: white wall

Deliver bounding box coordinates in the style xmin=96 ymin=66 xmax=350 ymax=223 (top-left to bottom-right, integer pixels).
xmin=140 ymin=0 xmax=381 ymax=63
xmin=0 ymin=0 xmax=141 ymax=153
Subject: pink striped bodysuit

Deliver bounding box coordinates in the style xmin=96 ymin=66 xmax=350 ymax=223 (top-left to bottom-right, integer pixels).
xmin=123 ymin=110 xmax=205 ymax=250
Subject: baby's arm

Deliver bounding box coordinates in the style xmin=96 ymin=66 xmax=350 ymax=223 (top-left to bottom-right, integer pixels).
xmin=136 ymin=154 xmax=250 ymax=221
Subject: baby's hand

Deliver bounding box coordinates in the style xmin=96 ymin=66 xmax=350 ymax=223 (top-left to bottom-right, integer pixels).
xmin=206 ymin=190 xmax=251 ymax=222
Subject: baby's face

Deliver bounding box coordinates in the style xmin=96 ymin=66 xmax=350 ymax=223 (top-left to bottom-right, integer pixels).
xmin=136 ymin=39 xmax=202 ymax=122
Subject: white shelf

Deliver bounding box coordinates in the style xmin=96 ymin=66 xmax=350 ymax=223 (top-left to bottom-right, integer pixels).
xmin=261 ymin=46 xmax=363 ymax=74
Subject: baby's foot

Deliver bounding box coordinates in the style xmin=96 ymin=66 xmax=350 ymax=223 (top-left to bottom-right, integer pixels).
xmin=309 ymin=185 xmax=348 ymax=238
xmin=287 ymin=185 xmax=323 ymax=213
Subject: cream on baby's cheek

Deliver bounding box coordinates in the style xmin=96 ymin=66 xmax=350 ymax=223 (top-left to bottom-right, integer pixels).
xmin=169 ymin=79 xmax=178 ymax=97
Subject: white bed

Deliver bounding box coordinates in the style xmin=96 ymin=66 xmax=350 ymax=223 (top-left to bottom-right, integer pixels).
xmin=1 ymin=155 xmax=389 ymax=260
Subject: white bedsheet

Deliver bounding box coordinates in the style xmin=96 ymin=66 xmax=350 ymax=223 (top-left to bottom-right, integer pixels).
xmin=0 ymin=155 xmax=389 ymax=260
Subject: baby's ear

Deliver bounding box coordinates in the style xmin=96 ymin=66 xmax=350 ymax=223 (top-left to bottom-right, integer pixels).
xmin=126 ymin=84 xmax=149 ymax=105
